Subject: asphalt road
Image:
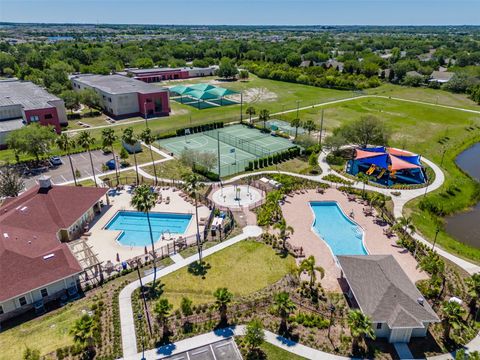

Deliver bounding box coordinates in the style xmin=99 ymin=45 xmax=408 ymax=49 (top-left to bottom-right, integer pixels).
xmin=23 ymin=150 xmax=113 ymax=189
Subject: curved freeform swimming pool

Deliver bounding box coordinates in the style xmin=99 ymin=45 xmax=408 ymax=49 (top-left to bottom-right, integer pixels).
xmin=105 ymin=211 xmax=193 ymax=247
xmin=309 ymin=201 xmax=367 ymax=256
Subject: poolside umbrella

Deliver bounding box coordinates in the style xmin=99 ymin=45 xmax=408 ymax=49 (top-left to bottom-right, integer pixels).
xmin=116 ymin=252 xmax=120 ymax=262
xmin=144 ymin=246 xmax=148 ymax=255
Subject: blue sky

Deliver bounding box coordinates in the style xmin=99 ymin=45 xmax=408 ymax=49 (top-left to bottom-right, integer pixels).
xmin=1 ymin=0 xmax=479 ymax=25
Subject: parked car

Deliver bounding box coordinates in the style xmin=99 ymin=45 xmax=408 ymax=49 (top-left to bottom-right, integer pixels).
xmin=50 ymin=156 xmax=63 ymax=166
xmin=105 ymin=159 xmax=116 ymax=170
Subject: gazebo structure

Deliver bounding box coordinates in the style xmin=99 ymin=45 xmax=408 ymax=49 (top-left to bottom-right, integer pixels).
xmin=169 ymin=83 xmax=240 ymax=109
xmin=346 ymin=147 xmax=427 ymax=186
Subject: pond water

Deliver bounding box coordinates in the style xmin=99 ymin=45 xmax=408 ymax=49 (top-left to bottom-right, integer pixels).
xmin=445 ymin=143 xmax=480 ymax=249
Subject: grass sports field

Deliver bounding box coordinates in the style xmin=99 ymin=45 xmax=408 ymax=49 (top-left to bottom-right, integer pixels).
xmin=158 ymin=124 xmax=294 ymax=176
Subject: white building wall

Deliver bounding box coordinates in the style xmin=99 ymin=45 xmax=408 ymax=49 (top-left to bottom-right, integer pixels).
xmin=411 ymin=326 xmax=428 ymax=337
xmin=188 ymin=67 xmax=216 ymax=77
xmin=373 ymin=322 xmax=391 ymax=338
xmin=0 ymin=104 xmax=23 ymax=121
xmin=0 ymin=275 xmax=79 ymax=315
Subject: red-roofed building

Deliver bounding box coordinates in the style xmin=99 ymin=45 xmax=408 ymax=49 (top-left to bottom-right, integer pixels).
xmin=0 ymin=177 xmax=108 ymax=323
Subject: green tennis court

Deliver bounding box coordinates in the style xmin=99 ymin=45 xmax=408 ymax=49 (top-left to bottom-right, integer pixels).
xmin=157 ymin=124 xmax=295 ymax=176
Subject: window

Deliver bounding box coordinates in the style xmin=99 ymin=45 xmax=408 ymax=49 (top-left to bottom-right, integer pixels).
xmin=19 ymin=297 xmax=27 ymax=306
xmin=376 ymin=323 xmax=382 ymax=329
xmin=30 ymin=115 xmax=40 ymax=122
xmin=45 ymin=114 xmax=52 ymax=120
xmin=40 ymin=288 xmax=48 ymax=298
xmin=108 ymin=97 xmax=112 ymax=102
xmin=0 ymin=305 xmax=3 ymax=315
xmin=146 ymin=98 xmax=152 ymax=103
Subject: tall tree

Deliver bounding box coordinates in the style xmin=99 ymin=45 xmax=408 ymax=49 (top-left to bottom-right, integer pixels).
xmin=131 ymin=185 xmax=159 ymax=289
xmin=213 ymin=287 xmax=233 ymax=325
xmin=101 ymin=128 xmax=119 ymax=185
xmin=140 ymin=128 xmax=158 ymax=186
xmin=56 ymin=133 xmax=78 ymax=186
xmin=347 ymin=309 xmax=375 ymax=352
xmin=80 ymin=88 xmax=101 ymax=116
xmin=290 ymin=117 xmax=302 ymax=139
xmin=245 ymin=106 xmax=256 ymax=125
xmin=273 ymin=218 xmax=294 ymax=253
xmin=338 ymin=115 xmax=390 ymax=148
xmin=182 ymin=173 xmax=204 ymax=262
xmin=299 ymin=255 xmax=325 ymax=289
xmin=6 ymin=124 xmax=55 ymax=163
xmin=0 ymin=166 xmax=24 ymax=197
xmin=153 ymin=298 xmax=173 ymax=339
xmin=272 ymin=292 xmax=296 ymax=334
xmin=441 ymin=301 xmax=466 ymax=341
xmin=77 ymin=131 xmax=98 ymax=187
xmin=60 ymin=90 xmax=80 ymax=114
xmin=122 ymin=127 xmax=140 ymax=184
xmin=258 ymin=109 xmax=270 ymax=132
xmin=303 ymin=119 xmax=317 ymax=135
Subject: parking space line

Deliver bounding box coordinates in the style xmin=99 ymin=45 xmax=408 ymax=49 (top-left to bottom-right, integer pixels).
xmin=60 ymin=175 xmax=68 ymax=182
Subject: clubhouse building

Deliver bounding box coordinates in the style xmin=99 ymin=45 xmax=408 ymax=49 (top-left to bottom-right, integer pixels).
xmin=0 ymin=177 xmax=108 ymax=323
xmin=71 ymin=74 xmax=170 ymax=119
xmin=0 ymin=80 xmax=67 ymax=147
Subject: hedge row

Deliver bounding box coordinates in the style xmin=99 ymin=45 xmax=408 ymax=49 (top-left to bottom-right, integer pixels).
xmin=245 ymin=146 xmax=300 ymax=171
xmin=193 ymin=163 xmax=220 ymax=181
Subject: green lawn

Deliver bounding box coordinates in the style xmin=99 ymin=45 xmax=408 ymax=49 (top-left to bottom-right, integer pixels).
xmin=160 ymin=240 xmax=296 ymax=309
xmin=141 ymin=158 xmax=193 ymax=180
xmin=0 ymin=299 xmax=94 ymax=360
xmin=260 ymin=341 xmax=308 ymax=360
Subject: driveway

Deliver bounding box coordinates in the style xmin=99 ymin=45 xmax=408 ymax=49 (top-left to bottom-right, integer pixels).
xmin=22 ymin=150 xmax=114 ymax=189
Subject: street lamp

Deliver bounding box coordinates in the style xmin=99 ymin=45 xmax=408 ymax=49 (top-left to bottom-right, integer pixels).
xmin=137 ymin=313 xmax=146 ymax=360
xmin=440 ymin=147 xmax=447 ymax=167
xmin=432 ymin=227 xmax=440 ymax=251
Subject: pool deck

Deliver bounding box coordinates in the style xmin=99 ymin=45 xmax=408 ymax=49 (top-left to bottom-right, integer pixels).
xmin=281 ymin=188 xmax=428 ymax=291
xmin=83 ymin=187 xmax=210 ymax=265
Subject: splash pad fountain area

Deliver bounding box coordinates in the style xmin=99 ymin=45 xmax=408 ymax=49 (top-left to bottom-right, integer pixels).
xmin=211 ymin=184 xmax=264 ymax=209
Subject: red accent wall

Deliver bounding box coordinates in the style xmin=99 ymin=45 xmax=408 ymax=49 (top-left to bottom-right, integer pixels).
xmin=24 ymin=107 xmax=61 ymax=133
xmin=137 ymin=91 xmax=170 ymax=117
xmin=134 ymin=69 xmax=189 ymax=83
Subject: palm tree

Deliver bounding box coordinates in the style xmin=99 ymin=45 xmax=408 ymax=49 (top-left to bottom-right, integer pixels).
xmin=273 ymin=218 xmax=294 ymax=253
xmin=258 ymin=109 xmax=270 ymax=132
xmin=290 ymin=117 xmax=302 ymax=139
xmin=466 ymin=273 xmax=480 ymax=321
xmin=272 ymin=292 xmax=296 ymax=334
xmin=153 ymin=298 xmax=173 ymax=338
xmin=56 ymin=133 xmax=77 ymax=186
xmin=396 ymin=216 xmax=418 ymax=256
xmin=266 ymin=191 xmax=283 ymax=221
xmin=77 ymin=131 xmax=98 ymax=187
xmin=101 ymin=128 xmax=119 ymax=185
xmin=299 ymin=255 xmax=325 ymax=289
xmin=182 ymin=173 xmax=204 ymax=262
xmin=140 ymin=128 xmax=158 ymax=186
xmin=347 ymin=309 xmax=375 ymax=352
xmin=213 ymin=287 xmax=233 ymax=325
xmin=131 ymin=185 xmax=159 ymax=288
xmin=122 ymin=127 xmax=140 ymax=184
xmin=441 ymin=300 xmax=466 ymax=341
xmin=303 ymin=119 xmax=317 ymax=135
xmin=356 ymin=172 xmax=370 ymax=196
xmin=70 ymin=314 xmax=96 ymax=353
xmin=246 ymin=106 xmax=256 ymax=125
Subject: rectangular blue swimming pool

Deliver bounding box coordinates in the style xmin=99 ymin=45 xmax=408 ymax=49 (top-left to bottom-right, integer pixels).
xmin=105 ymin=211 xmax=192 ymax=247
xmin=310 ymin=201 xmax=367 ymax=256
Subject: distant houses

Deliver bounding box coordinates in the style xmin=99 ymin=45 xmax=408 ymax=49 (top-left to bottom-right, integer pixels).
xmin=429 ymin=71 xmax=455 ymax=84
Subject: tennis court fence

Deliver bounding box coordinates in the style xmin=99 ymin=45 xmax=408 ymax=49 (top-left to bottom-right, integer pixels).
xmin=202 ymin=129 xmax=272 ymax=158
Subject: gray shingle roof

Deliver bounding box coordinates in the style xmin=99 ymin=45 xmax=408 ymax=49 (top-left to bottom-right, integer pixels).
xmin=337 ymin=255 xmax=439 ymax=328
xmin=0 ymin=80 xmax=61 ymax=110
xmin=72 ymin=74 xmax=167 ymax=95
xmin=430 ymin=71 xmax=454 ymax=82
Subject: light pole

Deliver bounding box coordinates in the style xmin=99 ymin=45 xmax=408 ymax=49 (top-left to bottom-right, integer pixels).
xmin=440 ymin=147 xmax=447 ymax=167
xmin=144 ymin=101 xmax=149 ymax=129
xmin=432 ymin=227 xmax=440 ymax=251
xmin=137 ymin=313 xmax=146 ymax=360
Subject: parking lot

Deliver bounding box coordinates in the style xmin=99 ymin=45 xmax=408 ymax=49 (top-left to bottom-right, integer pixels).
xmin=22 ymin=150 xmax=114 ymax=189
xmin=163 ymin=338 xmax=242 ymax=360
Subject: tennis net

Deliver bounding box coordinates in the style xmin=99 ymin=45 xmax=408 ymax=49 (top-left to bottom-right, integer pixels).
xmin=203 ymin=130 xmax=271 ymax=157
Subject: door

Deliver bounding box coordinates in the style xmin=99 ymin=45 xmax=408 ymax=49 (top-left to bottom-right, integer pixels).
xmin=389 ymin=328 xmax=412 ymax=343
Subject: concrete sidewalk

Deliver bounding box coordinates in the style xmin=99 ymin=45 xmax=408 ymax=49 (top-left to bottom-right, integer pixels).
xmin=119 ymin=225 xmax=263 ymax=358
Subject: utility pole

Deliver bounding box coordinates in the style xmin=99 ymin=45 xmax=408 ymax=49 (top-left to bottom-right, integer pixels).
xmin=319 ymin=108 xmax=324 ymax=147
xmin=240 ymin=92 xmax=243 ymax=123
